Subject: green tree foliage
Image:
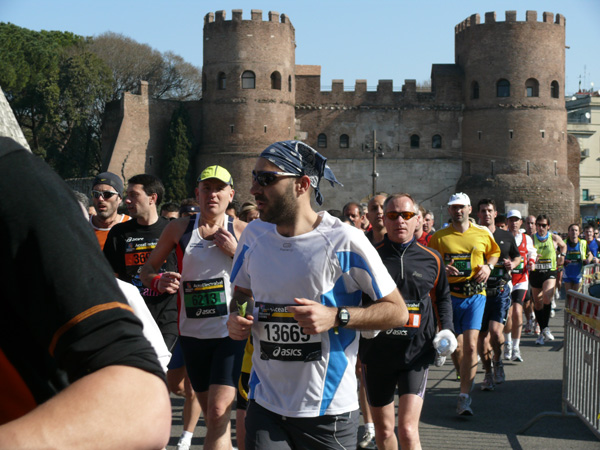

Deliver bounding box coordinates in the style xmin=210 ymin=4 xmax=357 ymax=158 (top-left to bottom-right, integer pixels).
xmin=0 ymin=23 xmax=112 ymax=176
xmin=89 ymin=32 xmax=202 ymax=101
xmin=162 ymin=105 xmax=194 ymax=202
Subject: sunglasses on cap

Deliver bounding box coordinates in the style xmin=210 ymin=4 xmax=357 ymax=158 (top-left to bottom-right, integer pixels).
xmin=385 ymin=211 xmax=417 ymax=221
xmin=92 ymin=190 xmax=119 ymax=200
xmin=252 ymin=170 xmax=300 ymax=187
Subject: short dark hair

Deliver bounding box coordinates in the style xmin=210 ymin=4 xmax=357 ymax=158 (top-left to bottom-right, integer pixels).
xmin=495 ymin=214 xmax=507 ymax=226
xmin=536 ymin=214 xmax=550 ymax=226
xmin=567 ymin=223 xmax=580 ymax=232
xmin=584 ymin=223 xmax=595 ymax=231
xmin=160 ymin=202 xmax=179 ymax=214
xmin=477 ymin=198 xmax=496 ymax=211
xmin=128 ymin=174 xmax=165 ymax=205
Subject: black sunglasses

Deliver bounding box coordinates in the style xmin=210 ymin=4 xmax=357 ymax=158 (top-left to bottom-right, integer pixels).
xmin=385 ymin=211 xmax=417 ymax=221
xmin=252 ymin=170 xmax=299 ymax=187
xmin=92 ymin=190 xmax=119 ymax=200
xmin=536 ymin=222 xmax=548 ymax=228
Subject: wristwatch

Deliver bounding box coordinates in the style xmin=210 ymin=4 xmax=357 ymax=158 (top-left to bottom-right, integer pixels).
xmin=337 ymin=307 xmax=350 ymax=327
xmin=487 ymin=263 xmax=494 ymax=271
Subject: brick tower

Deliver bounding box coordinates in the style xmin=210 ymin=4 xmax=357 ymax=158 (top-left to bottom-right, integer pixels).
xmin=455 ymin=11 xmax=574 ymax=228
xmin=200 ymin=9 xmax=296 ymax=201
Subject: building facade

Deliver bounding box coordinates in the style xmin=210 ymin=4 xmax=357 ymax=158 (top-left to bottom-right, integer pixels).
xmin=101 ymin=9 xmax=578 ymax=230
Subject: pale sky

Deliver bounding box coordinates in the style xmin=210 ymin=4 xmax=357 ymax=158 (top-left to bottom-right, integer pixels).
xmin=2 ymin=0 xmax=599 ymax=95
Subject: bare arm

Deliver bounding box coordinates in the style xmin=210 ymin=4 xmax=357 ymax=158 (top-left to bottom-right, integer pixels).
xmin=140 ymin=218 xmax=187 ymax=293
xmin=554 ymin=234 xmax=567 ymax=266
xmin=0 ymin=366 xmax=171 ymax=449
xmin=288 ymin=288 xmax=408 ymax=334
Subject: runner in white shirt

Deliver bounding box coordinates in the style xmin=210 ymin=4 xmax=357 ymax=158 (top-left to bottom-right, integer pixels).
xmin=227 ymin=140 xmax=408 ymax=450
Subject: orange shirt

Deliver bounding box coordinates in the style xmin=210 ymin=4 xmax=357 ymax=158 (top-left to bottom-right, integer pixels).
xmin=89 ymin=214 xmax=131 ymax=250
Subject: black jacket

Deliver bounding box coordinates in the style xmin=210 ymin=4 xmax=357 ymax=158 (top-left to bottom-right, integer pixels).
xmin=360 ymin=236 xmax=454 ymax=369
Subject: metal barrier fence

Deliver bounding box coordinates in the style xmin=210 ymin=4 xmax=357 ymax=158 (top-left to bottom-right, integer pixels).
xmin=581 ymin=263 xmax=600 ymax=295
xmin=519 ymin=288 xmax=600 ymax=439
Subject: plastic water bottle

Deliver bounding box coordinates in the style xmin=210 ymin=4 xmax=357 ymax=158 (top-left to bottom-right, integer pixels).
xmin=437 ymin=337 xmax=450 ymax=355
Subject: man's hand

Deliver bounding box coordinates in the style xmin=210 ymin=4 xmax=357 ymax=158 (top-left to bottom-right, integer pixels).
xmin=473 ymin=264 xmax=492 ymax=283
xmin=445 ymin=259 xmax=460 ymax=277
xmin=502 ymin=258 xmax=512 ymax=272
xmin=155 ymin=271 xmax=181 ymax=294
xmin=287 ymin=298 xmax=337 ymax=335
xmin=213 ymin=227 xmax=237 ymax=257
xmin=227 ymin=312 xmax=254 ymax=340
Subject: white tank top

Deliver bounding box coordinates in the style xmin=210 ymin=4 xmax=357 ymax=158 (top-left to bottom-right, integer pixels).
xmin=177 ymin=213 xmax=236 ymax=339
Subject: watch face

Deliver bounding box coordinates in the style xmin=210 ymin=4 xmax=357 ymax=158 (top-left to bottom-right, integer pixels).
xmin=339 ymin=308 xmax=350 ymax=325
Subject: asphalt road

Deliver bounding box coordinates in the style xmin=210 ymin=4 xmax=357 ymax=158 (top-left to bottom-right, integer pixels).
xmin=167 ymin=297 xmax=600 ymax=449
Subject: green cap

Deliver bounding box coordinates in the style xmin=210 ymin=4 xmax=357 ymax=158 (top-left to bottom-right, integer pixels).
xmin=197 ymin=165 xmax=233 ymax=187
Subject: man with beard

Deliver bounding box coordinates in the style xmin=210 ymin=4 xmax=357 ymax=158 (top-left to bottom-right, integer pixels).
xmin=141 ymin=165 xmax=247 ymax=450
xmin=89 ymin=172 xmax=130 ymax=250
xmin=361 ymin=193 xmax=454 ymax=450
xmin=227 ymin=140 xmax=408 ymax=450
xmin=428 ymin=193 xmax=500 ymax=416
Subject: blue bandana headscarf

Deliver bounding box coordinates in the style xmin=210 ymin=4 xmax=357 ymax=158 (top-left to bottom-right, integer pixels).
xmin=260 ymin=140 xmax=343 ymax=205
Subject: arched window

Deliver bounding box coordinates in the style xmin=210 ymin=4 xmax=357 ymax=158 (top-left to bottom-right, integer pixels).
xmin=218 ymin=72 xmax=226 ymax=90
xmin=410 ymin=135 xmax=420 ymax=149
xmin=525 ymin=78 xmax=539 ymax=97
xmin=317 ymin=133 xmax=327 ymax=148
xmin=288 ymin=75 xmax=292 ymax=92
xmin=551 ymin=80 xmax=559 ymax=99
xmin=271 ymin=71 xmax=281 ymax=90
xmin=472 ymin=81 xmax=479 ymax=99
xmin=242 ymin=71 xmax=255 ymax=89
xmin=497 ymin=79 xmax=510 ymax=97
xmin=432 ymin=134 xmax=442 ymax=149
xmin=340 ymin=134 xmax=349 ymax=148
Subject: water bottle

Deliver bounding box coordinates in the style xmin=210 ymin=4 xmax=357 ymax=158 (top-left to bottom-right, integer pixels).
xmin=437 ymin=337 xmax=450 ymax=355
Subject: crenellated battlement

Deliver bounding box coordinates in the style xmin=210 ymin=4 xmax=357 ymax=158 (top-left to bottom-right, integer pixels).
xmin=455 ymin=10 xmax=565 ymax=34
xmin=204 ymin=9 xmax=291 ymax=26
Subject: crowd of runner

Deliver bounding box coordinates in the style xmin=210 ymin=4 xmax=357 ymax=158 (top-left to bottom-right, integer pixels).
xmin=4 ymin=134 xmax=592 ymax=450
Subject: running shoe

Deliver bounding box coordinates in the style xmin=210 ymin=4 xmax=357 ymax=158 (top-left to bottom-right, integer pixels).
xmin=534 ymin=321 xmax=541 ymax=335
xmin=535 ymin=334 xmax=545 ymax=346
xmin=176 ymin=441 xmax=191 ymax=450
xmin=523 ymin=320 xmax=533 ymax=335
xmin=434 ymin=353 xmax=447 ymax=367
xmin=504 ymin=341 xmax=512 ymax=360
xmin=456 ymin=394 xmax=473 ymax=416
xmin=481 ymin=372 xmax=495 ymax=391
xmin=358 ymin=429 xmax=376 ymax=449
xmin=542 ymin=327 xmax=555 ymax=341
xmin=550 ymin=308 xmax=556 ymax=318
xmin=493 ymin=360 xmax=505 ymax=384
xmin=511 ymin=347 xmax=523 ymax=362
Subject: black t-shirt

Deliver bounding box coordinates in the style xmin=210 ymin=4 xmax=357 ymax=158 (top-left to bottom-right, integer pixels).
xmin=489 ymin=228 xmax=521 ymax=287
xmin=103 ymin=216 xmax=178 ymax=337
xmin=0 ymin=148 xmax=164 ymax=423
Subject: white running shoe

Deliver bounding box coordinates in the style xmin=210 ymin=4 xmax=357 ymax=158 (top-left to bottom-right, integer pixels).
xmin=358 ymin=429 xmax=376 ymax=449
xmin=176 ymin=441 xmax=191 ymax=450
xmin=535 ymin=334 xmax=545 ymax=346
xmin=504 ymin=341 xmax=512 ymax=360
xmin=434 ymin=353 xmax=447 ymax=367
xmin=523 ymin=320 xmax=533 ymax=335
xmin=456 ymin=394 xmax=473 ymax=416
xmin=511 ymin=347 xmax=523 ymax=362
xmin=542 ymin=327 xmax=555 ymax=341
xmin=481 ymin=372 xmax=495 ymax=391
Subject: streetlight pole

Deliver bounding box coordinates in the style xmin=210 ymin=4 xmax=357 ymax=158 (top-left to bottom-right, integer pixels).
xmin=362 ymin=130 xmax=384 ymax=197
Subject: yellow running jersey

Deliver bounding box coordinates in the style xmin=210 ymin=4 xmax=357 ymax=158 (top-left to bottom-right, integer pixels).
xmin=428 ymin=223 xmax=501 ymax=298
